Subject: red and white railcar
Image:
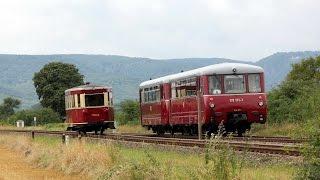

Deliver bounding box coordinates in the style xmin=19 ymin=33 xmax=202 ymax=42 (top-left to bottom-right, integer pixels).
xmin=139 ymin=63 xmax=267 ymax=136
xmin=65 ymin=83 xmax=115 ymax=134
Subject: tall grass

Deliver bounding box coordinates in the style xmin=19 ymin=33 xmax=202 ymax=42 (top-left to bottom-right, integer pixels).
xmin=0 ymin=134 xmax=296 ymax=179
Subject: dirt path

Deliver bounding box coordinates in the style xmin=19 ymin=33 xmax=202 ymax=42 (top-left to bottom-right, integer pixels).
xmin=0 ymin=146 xmax=84 ymax=180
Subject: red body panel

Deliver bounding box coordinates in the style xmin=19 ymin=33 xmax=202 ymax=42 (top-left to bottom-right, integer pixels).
xmin=202 ymin=93 xmax=267 ymax=125
xmin=66 ymin=107 xmax=114 ymax=124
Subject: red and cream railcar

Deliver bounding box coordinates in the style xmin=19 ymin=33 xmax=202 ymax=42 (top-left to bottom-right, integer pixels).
xmin=139 ymin=63 xmax=267 ymax=136
xmin=65 ymin=83 xmax=115 ymax=134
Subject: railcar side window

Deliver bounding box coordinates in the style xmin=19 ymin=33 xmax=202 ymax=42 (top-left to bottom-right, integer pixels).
xmin=103 ymin=92 xmax=113 ymax=106
xmin=72 ymin=95 xmax=76 ymax=108
xmin=142 ymin=86 xmax=160 ymax=103
xmin=77 ymin=95 xmax=81 ymax=107
xmin=208 ymin=75 xmax=222 ymax=94
xmin=85 ymin=94 xmax=104 ymax=107
xmin=65 ymin=96 xmax=68 ymax=109
xmin=248 ymin=74 xmax=261 ymax=93
xmin=224 ymin=75 xmax=246 ymax=94
xmin=171 ymin=77 xmax=196 ymax=98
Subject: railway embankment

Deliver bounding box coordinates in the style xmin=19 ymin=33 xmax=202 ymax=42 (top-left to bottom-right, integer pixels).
xmin=0 ymin=131 xmax=299 ymax=179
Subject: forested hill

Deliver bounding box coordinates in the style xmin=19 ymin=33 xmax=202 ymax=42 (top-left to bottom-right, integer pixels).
xmin=0 ymin=51 xmax=319 ymax=108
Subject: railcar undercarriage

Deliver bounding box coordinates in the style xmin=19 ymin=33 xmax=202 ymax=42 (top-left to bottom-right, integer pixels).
xmin=67 ymin=121 xmax=115 ymax=135
xmin=146 ymin=119 xmax=252 ymax=137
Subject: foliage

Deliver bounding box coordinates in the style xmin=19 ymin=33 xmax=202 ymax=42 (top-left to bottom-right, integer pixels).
xmin=33 ymin=62 xmax=84 ymax=117
xmin=6 ymin=108 xmax=61 ymax=126
xmin=268 ymin=56 xmax=320 ymax=123
xmin=266 ymin=56 xmax=320 ymax=179
xmin=202 ymin=137 xmax=243 ymax=179
xmin=116 ymin=99 xmax=140 ymax=125
xmin=0 ymin=97 xmax=21 ymax=119
xmin=297 ymin=118 xmax=320 ymax=179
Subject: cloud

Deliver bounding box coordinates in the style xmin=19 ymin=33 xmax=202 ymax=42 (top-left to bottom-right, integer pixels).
xmin=0 ymin=0 xmax=319 ymax=61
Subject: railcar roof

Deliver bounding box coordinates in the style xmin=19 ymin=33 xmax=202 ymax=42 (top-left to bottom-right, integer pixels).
xmin=139 ymin=63 xmax=263 ymax=88
xmin=65 ymin=84 xmax=111 ymax=93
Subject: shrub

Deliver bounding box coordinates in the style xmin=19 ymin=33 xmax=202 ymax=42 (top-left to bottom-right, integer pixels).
xmin=116 ymin=100 xmax=140 ymax=125
xmin=297 ymin=117 xmax=320 ymax=179
xmin=7 ymin=108 xmax=61 ymax=126
xmin=200 ymin=133 xmax=243 ymax=179
xmin=0 ymin=97 xmax=21 ymax=120
xmin=268 ymin=56 xmax=320 ymax=124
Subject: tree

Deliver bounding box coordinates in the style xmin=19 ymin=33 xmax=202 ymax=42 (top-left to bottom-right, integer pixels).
xmin=7 ymin=108 xmax=60 ymax=126
xmin=287 ymin=56 xmax=320 ymax=82
xmin=116 ymin=100 xmax=140 ymax=125
xmin=268 ymin=56 xmax=320 ymax=123
xmin=0 ymin=97 xmax=21 ymax=119
xmin=33 ymin=62 xmax=84 ymax=117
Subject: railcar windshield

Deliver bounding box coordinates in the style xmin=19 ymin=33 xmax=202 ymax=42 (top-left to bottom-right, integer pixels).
xmin=248 ymin=74 xmax=261 ymax=92
xmin=208 ymin=75 xmax=222 ymax=94
xmin=85 ymin=94 xmax=104 ymax=107
xmin=224 ymin=75 xmax=246 ymax=94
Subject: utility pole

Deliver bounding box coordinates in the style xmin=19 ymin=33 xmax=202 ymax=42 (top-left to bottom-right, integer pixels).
xmin=197 ymin=89 xmax=202 ymax=140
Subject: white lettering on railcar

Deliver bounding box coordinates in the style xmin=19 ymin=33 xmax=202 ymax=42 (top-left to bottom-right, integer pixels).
xmin=229 ymin=98 xmax=244 ymax=103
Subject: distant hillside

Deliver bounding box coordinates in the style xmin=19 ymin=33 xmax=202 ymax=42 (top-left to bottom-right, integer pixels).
xmin=0 ymin=51 xmax=319 ymax=108
xmin=256 ymin=51 xmax=320 ymax=89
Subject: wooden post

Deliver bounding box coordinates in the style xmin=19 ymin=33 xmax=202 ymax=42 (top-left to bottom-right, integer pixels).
xmin=31 ymin=131 xmax=35 ymax=139
xmin=62 ymin=134 xmax=66 ymax=144
xmin=197 ymin=90 xmax=202 ymax=140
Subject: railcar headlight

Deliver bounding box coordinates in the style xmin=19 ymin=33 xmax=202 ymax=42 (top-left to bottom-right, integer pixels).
xmin=258 ymin=101 xmax=264 ymax=107
xmin=209 ymin=103 xmax=215 ymax=108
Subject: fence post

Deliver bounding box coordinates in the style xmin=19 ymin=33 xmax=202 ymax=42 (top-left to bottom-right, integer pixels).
xmin=62 ymin=134 xmax=66 ymax=144
xmin=31 ymin=131 xmax=35 ymax=139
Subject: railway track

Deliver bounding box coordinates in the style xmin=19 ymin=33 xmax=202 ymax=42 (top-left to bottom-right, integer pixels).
xmin=138 ymin=133 xmax=306 ymax=143
xmin=0 ymin=129 xmax=304 ymax=156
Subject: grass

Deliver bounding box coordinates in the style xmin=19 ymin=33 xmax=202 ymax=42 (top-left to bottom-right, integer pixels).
xmin=241 ymin=165 xmax=295 ymax=180
xmin=115 ymin=124 xmax=151 ymax=134
xmin=0 ymin=123 xmax=67 ymax=131
xmin=249 ymin=122 xmax=308 ymax=138
xmin=0 ymin=122 xmax=150 ymax=134
xmin=0 ymin=134 xmax=298 ymax=179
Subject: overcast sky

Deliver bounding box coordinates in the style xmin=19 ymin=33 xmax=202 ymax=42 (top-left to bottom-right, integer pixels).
xmin=0 ymin=0 xmax=319 ymax=61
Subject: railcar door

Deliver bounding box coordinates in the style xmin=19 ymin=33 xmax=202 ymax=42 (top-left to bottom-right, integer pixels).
xmin=169 ymin=81 xmax=182 ymax=125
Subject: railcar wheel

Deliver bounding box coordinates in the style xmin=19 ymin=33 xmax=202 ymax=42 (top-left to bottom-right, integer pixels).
xmin=156 ymin=129 xmax=165 ymax=136
xmin=170 ymin=127 xmax=175 ymax=136
xmin=236 ymin=127 xmax=246 ymax=137
xmin=100 ymin=127 xmax=105 ymax=135
xmin=94 ymin=129 xmax=99 ymax=135
xmin=78 ymin=130 xmax=87 ymax=137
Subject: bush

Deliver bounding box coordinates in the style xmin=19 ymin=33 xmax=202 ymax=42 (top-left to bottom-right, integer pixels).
xmin=7 ymin=108 xmax=61 ymax=126
xmin=268 ymin=56 xmax=320 ymax=124
xmin=0 ymin=97 xmax=21 ymax=120
xmin=268 ymin=82 xmax=320 ymax=123
xmin=297 ymin=117 xmax=320 ymax=179
xmin=116 ymin=100 xmax=140 ymax=125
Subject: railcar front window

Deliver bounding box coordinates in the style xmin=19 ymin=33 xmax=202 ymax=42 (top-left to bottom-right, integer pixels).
xmin=224 ymin=75 xmax=246 ymax=94
xmin=248 ymin=74 xmax=261 ymax=93
xmin=85 ymin=94 xmax=104 ymax=107
xmin=209 ymin=75 xmax=222 ymax=94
